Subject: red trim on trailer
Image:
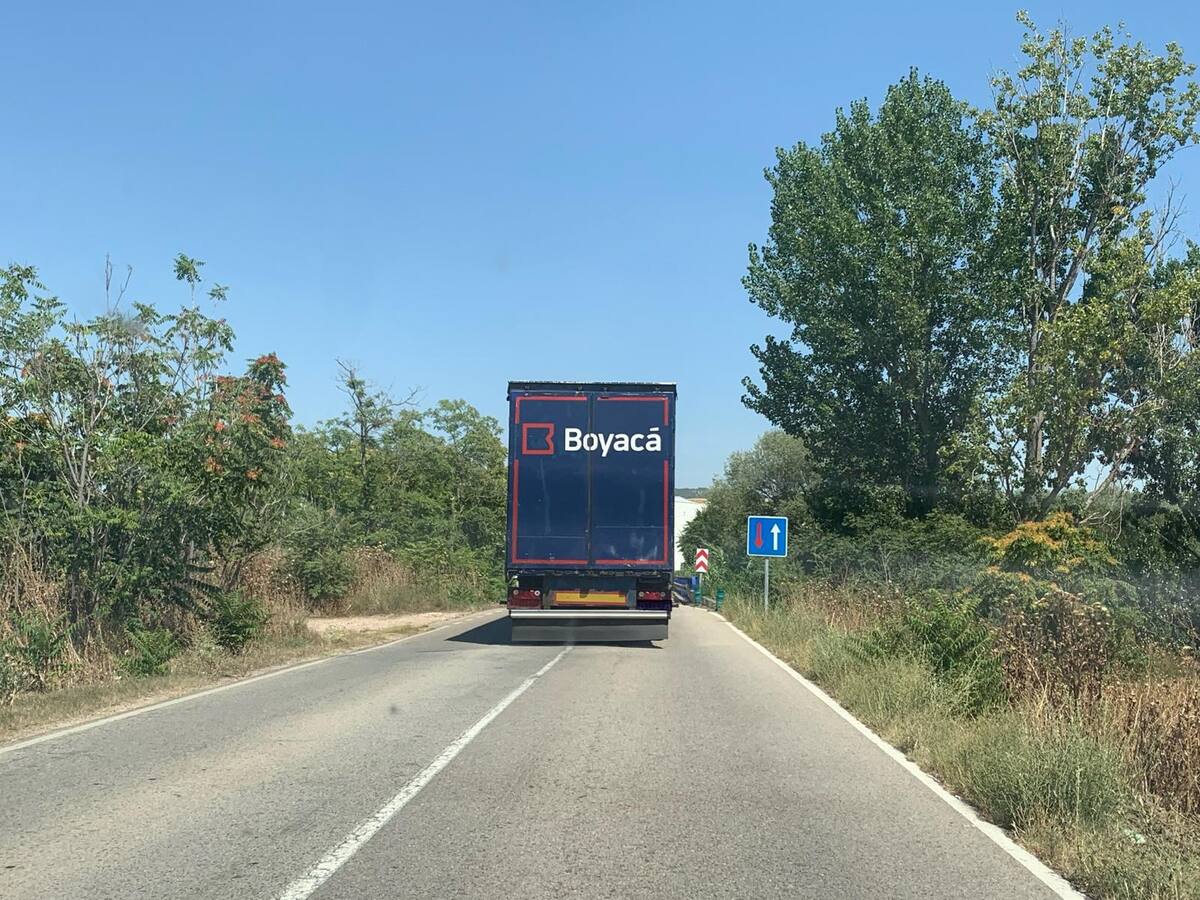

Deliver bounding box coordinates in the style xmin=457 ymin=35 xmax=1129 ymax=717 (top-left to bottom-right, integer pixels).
xmin=510 ymin=458 xmax=519 ymax=558
xmin=597 ymin=394 xmax=670 ymax=424
xmin=513 ymin=394 xmax=586 ymax=424
xmin=509 ymin=458 xmax=588 ymax=566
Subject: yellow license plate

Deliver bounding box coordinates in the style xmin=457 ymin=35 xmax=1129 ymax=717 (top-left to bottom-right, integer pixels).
xmin=552 ymin=590 xmax=627 ymax=607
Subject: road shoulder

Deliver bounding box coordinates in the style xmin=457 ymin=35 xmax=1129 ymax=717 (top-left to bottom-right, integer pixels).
xmin=705 ymin=607 xmax=1083 ymax=900
xmin=0 ymin=608 xmax=496 ymax=751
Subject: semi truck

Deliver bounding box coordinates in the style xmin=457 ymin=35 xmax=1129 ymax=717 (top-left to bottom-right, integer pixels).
xmin=505 ymin=381 xmax=676 ymax=642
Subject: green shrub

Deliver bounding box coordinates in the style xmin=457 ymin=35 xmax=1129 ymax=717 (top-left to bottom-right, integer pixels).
xmin=119 ymin=626 xmax=179 ymax=676
xmin=207 ymin=591 xmax=269 ymax=652
xmin=981 ymin=512 xmax=1138 ymax=608
xmin=284 ymin=503 xmax=353 ymax=602
xmin=0 ymin=657 xmax=15 ymax=703
xmin=443 ymin=569 xmax=506 ymax=606
xmin=288 ymin=547 xmax=353 ymax=602
xmin=397 ymin=539 xmax=506 ymax=607
xmin=783 ymin=514 xmax=988 ymax=592
xmin=886 ymin=591 xmax=1005 ymax=713
xmin=0 ymin=612 xmax=73 ymax=698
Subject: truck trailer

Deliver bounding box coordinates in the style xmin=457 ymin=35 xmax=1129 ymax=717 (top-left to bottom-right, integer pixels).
xmin=505 ymin=381 xmax=676 ymax=642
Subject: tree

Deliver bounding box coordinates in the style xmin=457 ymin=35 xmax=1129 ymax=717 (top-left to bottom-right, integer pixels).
xmin=285 ymin=382 xmax=507 ymax=566
xmin=1 ymin=257 xmax=290 ymax=632
xmin=980 ymin=14 xmax=1200 ymax=516
xmin=194 ymin=352 xmax=293 ymax=588
xmin=680 ymin=430 xmax=812 ymax=568
xmin=334 ymin=360 xmax=417 ymax=533
xmin=743 ymin=71 xmax=1000 ymax=520
xmin=424 ymin=400 xmax=507 ymax=557
xmin=1124 ymin=245 xmax=1200 ymax=570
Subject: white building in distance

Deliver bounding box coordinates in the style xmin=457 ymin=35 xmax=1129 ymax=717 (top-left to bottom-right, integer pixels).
xmin=673 ymin=496 xmax=707 ymax=568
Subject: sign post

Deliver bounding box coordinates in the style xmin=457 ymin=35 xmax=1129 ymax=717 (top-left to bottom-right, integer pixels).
xmin=693 ymin=547 xmax=709 ymax=607
xmin=746 ymin=516 xmax=788 ymax=612
xmin=764 ymin=558 xmax=770 ymax=612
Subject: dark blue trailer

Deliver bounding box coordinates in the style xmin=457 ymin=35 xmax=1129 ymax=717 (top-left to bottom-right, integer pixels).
xmin=506 ymin=381 xmax=676 ymax=641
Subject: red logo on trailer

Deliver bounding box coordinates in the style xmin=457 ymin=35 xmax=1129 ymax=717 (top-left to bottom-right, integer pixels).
xmin=694 ymin=548 xmax=710 ymax=574
xmin=521 ymin=422 xmax=555 ymax=455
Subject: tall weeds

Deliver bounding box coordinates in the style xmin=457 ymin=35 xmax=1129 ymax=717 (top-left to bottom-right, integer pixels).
xmin=1101 ymin=676 xmax=1200 ymax=816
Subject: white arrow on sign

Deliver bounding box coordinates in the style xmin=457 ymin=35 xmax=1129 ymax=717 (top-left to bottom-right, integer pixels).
xmin=770 ymin=523 xmax=781 ymax=551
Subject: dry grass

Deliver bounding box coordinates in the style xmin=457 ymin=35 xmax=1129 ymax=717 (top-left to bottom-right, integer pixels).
xmin=333 ymin=548 xmax=497 ymax=615
xmin=340 ymin=548 xmax=428 ymax=614
xmin=1100 ymin=673 xmax=1200 ymax=816
xmin=996 ymin=586 xmax=1126 ymax=703
xmin=227 ymin=546 xmax=494 ymax=626
xmin=237 ymin=548 xmax=314 ymax=636
xmin=785 ymin=578 xmax=906 ymax=632
xmin=1020 ymin=810 xmax=1200 ymax=900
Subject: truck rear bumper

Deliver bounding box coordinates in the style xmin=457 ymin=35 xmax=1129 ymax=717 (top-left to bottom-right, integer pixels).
xmin=508 ymin=609 xmax=668 ymax=643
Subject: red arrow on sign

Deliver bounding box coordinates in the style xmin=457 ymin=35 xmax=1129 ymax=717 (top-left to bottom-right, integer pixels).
xmin=754 ymin=521 xmax=764 ymax=548
xmin=694 ymin=547 xmax=710 ymax=573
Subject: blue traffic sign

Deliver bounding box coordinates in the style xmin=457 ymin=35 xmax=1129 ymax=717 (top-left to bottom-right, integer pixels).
xmin=747 ymin=515 xmax=788 ymax=558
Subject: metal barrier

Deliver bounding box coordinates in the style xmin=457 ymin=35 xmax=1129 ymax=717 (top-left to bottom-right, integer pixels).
xmin=671 ymin=577 xmax=693 ymax=605
xmin=672 ymin=576 xmax=725 ymax=611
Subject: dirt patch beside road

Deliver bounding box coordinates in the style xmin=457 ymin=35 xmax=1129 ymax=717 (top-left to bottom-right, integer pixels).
xmin=307 ymin=610 xmax=472 ymax=635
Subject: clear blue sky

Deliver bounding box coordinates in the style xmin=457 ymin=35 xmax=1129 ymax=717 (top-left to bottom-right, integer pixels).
xmin=4 ymin=1 xmax=1198 ymax=487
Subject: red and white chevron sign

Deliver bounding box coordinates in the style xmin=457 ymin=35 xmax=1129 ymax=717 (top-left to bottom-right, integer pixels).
xmin=694 ymin=547 xmax=710 ymax=574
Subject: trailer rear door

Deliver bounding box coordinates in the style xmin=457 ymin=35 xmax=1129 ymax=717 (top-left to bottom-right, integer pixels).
xmin=508 ymin=387 xmax=674 ymax=571
xmin=509 ymin=393 xmax=590 ymax=566
xmin=589 ymin=392 xmax=672 ymax=567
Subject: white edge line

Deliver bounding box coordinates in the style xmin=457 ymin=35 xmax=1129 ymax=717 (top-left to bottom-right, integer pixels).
xmin=709 ymin=609 xmax=1083 ymax=900
xmin=277 ymin=644 xmax=572 ymax=900
xmin=0 ymin=609 xmax=505 ymax=757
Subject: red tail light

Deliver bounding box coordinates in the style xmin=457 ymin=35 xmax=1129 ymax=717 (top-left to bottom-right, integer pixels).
xmin=637 ymin=589 xmax=670 ymax=611
xmin=508 ymin=588 xmax=541 ymax=609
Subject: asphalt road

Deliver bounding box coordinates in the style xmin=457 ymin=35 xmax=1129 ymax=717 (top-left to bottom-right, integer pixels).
xmin=1 ymin=607 xmax=1074 ymax=899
